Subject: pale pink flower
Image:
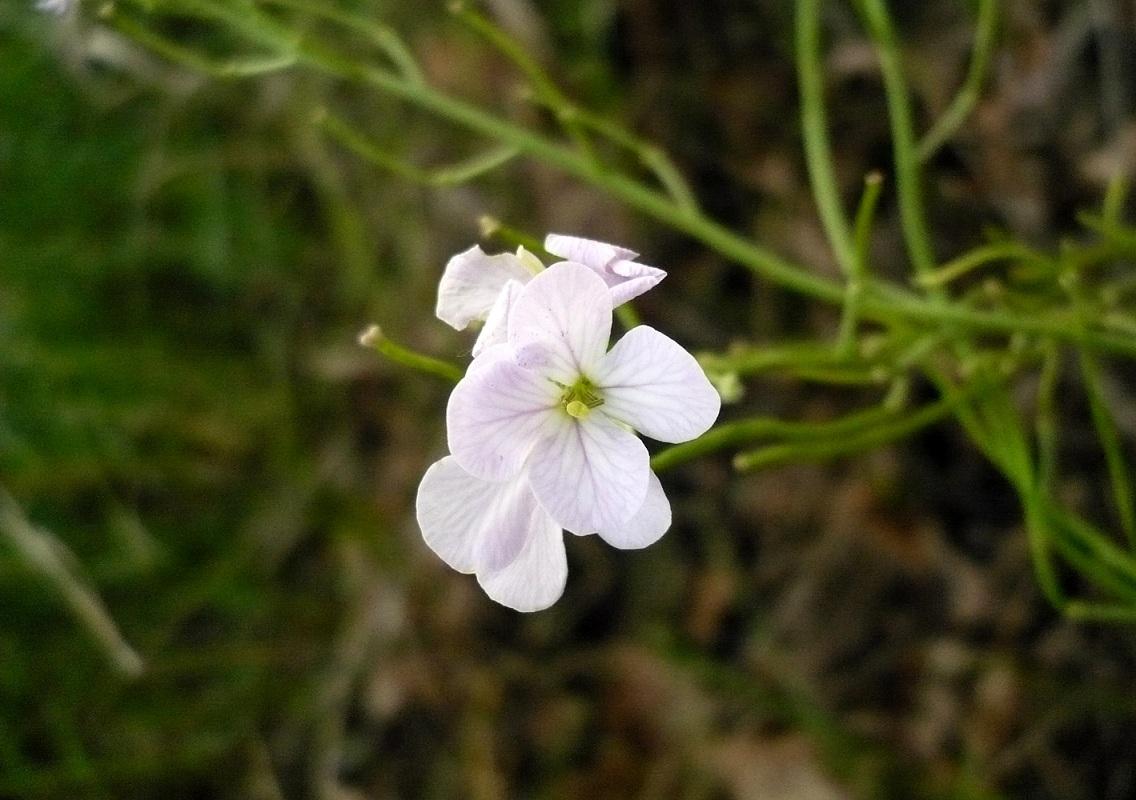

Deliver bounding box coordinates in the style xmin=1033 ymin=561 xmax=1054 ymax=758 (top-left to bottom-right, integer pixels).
xmin=445 ymin=261 xmax=718 ymax=539
xmin=418 ymin=255 xmax=713 ymax=611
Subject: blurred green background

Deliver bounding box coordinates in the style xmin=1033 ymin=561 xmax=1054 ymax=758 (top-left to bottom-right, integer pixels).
xmin=4 ymin=1 xmax=1136 ymax=798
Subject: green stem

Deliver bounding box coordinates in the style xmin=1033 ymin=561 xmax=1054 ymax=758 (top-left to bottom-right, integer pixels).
xmin=917 ymin=241 xmax=1054 ymax=288
xmin=652 ymin=399 xmax=941 ymax=473
xmin=855 ymin=0 xmax=937 ymax=281
xmin=917 ymin=0 xmax=997 ymax=161
xmin=478 ymin=216 xmax=547 ymax=254
xmin=449 ymin=1 xmax=597 ymax=163
xmin=110 ymin=0 xmax=1136 ymax=359
xmin=263 ymin=0 xmax=427 ymax=85
xmin=838 ymin=172 xmax=885 ymax=353
xmin=1080 ymin=350 xmax=1136 ymax=548
xmin=797 ymin=0 xmax=856 ymax=276
xmin=358 ymin=325 xmax=464 ymax=384
xmin=1048 ymin=506 xmax=1136 ymax=604
xmin=731 ymin=398 xmax=952 ymax=471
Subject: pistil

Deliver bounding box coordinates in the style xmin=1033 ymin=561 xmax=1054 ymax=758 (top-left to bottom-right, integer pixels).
xmin=560 ymin=377 xmax=603 ymax=419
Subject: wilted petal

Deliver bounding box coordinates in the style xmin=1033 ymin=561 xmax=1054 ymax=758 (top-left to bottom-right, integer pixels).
xmin=436 ymin=245 xmax=535 ymax=330
xmin=447 ymin=358 xmax=561 ymax=481
xmin=597 ymin=469 xmax=671 ymax=549
xmin=595 ymin=325 xmax=720 ymax=443
xmin=529 ymin=412 xmax=650 ymax=535
xmin=508 ymin=262 xmax=612 ymax=384
xmin=544 ymin=233 xmax=665 ymax=305
xmin=605 ymin=260 xmax=667 ymax=305
xmin=544 ymin=233 xmax=638 ymax=267
xmin=471 ymin=279 xmax=523 ymax=357
xmin=415 ymin=456 xmax=493 ymax=573
xmin=478 ymin=510 xmax=567 ymax=612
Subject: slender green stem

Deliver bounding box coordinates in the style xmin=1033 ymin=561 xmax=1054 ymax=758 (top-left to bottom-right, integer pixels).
xmin=1061 ymin=261 xmax=1136 ymax=548
xmin=917 ymin=241 xmax=1054 ymax=288
xmin=457 ymin=0 xmax=699 ymax=212
xmin=538 ymin=102 xmax=700 ymax=214
xmin=1035 ymin=343 xmax=1061 ymax=492
xmin=449 ymin=1 xmax=597 ymax=163
xmin=652 ymin=402 xmax=900 ymax=471
xmin=1048 ymin=506 xmax=1136 ymax=603
xmin=315 ymin=110 xmax=430 ymax=183
xmin=700 ymin=341 xmax=883 ymax=383
xmin=263 ymin=0 xmax=427 ymax=85
xmin=797 ymin=0 xmax=856 ymax=276
xmin=1019 ymin=487 xmax=1069 ymax=610
xmin=855 ymin=0 xmax=937 ymax=281
xmin=110 ymin=14 xmax=299 ymax=77
xmin=1079 ymin=351 xmax=1136 ymax=547
xmin=111 ymin=0 xmax=842 ymax=297
xmin=928 ymin=364 xmax=1069 ymax=609
xmin=652 ymin=394 xmax=956 ymax=473
xmin=318 ymin=110 xmax=520 ymax=186
xmin=702 ymin=330 xmax=939 ymax=384
xmin=852 ymin=171 xmax=885 ymax=265
xmin=358 ymin=325 xmax=464 ymax=384
xmin=838 ymin=172 xmax=884 ymax=353
xmin=917 ymin=0 xmax=998 ymax=161
xmin=478 ymin=216 xmax=546 ymax=254
xmin=730 ymin=397 xmax=953 ymax=471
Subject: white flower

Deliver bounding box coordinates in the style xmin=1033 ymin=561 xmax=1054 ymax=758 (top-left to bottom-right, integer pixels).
xmin=446 ymin=261 xmax=719 ymax=538
xmin=417 ymin=254 xmax=714 ymax=611
xmin=435 ymin=234 xmax=665 ymax=357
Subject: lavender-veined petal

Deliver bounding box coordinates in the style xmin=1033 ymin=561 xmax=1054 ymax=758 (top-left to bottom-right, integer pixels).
xmin=596 ymin=326 xmax=720 ymax=443
xmin=528 ymin=412 xmax=650 ymax=535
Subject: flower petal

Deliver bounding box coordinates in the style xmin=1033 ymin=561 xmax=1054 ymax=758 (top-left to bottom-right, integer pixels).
xmin=544 ymin=233 xmax=665 ymax=305
xmin=446 ymin=358 xmax=561 ymax=481
xmin=596 ymin=469 xmax=671 ymax=549
xmin=415 ymin=456 xmax=490 ymax=573
xmin=436 ymin=245 xmax=534 ymax=330
xmin=470 ymin=472 xmax=543 ymax=573
xmin=507 ymin=262 xmax=612 ymax=384
xmin=528 ymin=411 xmax=650 ymax=535
xmin=605 ymin=260 xmax=667 ymax=305
xmin=471 ymin=278 xmax=523 ymax=357
xmin=477 ymin=508 xmax=567 ymax=612
xmin=544 ymin=233 xmax=638 ymax=266
xmin=594 ymin=326 xmax=721 ymax=443
xmin=466 ymin=342 xmax=514 ymax=374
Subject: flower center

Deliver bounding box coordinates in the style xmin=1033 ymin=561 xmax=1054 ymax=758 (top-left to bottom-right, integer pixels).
xmin=560 ymin=377 xmax=603 ymax=420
